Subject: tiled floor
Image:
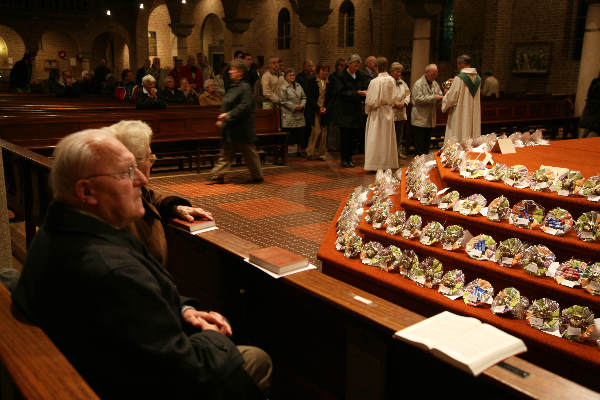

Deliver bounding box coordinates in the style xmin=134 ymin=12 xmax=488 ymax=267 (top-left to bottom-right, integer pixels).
xmin=150 ymin=154 xmax=413 ymax=266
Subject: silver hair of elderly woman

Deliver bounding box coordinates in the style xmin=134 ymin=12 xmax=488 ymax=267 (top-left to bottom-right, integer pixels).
xmin=141 ymin=74 xmax=156 ymax=87
xmin=108 ymin=120 xmax=153 ymax=160
xmin=203 ymin=79 xmax=215 ymax=90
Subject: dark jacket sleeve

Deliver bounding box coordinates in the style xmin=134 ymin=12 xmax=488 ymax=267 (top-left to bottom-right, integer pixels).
xmin=224 ymin=84 xmax=253 ymax=124
xmin=144 ymin=187 xmax=191 ymax=219
xmin=136 ymin=91 xmax=166 ymax=109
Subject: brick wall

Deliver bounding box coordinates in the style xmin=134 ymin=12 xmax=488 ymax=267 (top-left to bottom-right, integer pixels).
xmin=148 ymin=3 xmax=176 ymax=69
xmin=0 ymin=24 xmax=25 ymax=68
xmin=34 ymin=30 xmax=80 ymax=82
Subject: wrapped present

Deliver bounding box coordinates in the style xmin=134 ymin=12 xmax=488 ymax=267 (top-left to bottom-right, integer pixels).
xmin=555 ymin=259 xmax=587 ymax=288
xmin=522 ymin=244 xmax=555 ymax=277
xmin=491 ymin=287 xmax=529 ymax=319
xmin=343 ymin=232 xmax=363 ymax=258
xmin=385 ymin=210 xmax=407 ymax=235
xmin=457 ymin=194 xmax=487 ymax=216
xmin=527 ymin=298 xmax=560 ymax=331
xmin=438 ymin=190 xmax=460 ymax=210
xmin=360 ymin=241 xmax=385 ymax=266
xmin=509 ymin=200 xmax=545 ymax=229
xmin=409 ymin=256 xmax=443 ymax=288
xmin=487 ymin=196 xmax=511 ymax=222
xmin=398 ymin=249 xmax=419 ymax=278
xmin=459 ymin=159 xmax=487 ymax=179
xmin=438 ymin=269 xmax=465 ymax=297
xmin=420 ymin=221 xmax=444 ymax=246
xmin=401 ymin=214 xmax=423 ymax=239
xmin=381 ymin=245 xmax=403 ymax=273
xmin=495 ymin=238 xmax=525 ymax=268
xmin=559 ymin=305 xmax=595 ymax=342
xmin=419 ymin=181 xmax=438 ymax=205
xmin=581 ymin=176 xmax=600 ymax=201
xmin=463 ymin=279 xmax=494 ymax=306
xmin=503 ymin=164 xmax=529 ymax=187
xmin=541 ymin=208 xmax=573 ymax=236
xmin=554 ymin=170 xmax=584 ymax=196
xmin=581 ymin=263 xmax=600 ymax=295
xmin=575 ymin=211 xmax=600 ymax=242
xmin=441 ymin=225 xmax=466 ymax=251
xmin=529 ymin=167 xmax=556 ymax=192
xmin=465 ymin=234 xmax=497 ymax=261
xmin=440 ymin=142 xmax=463 ymax=166
xmin=485 ymin=163 xmax=508 ymax=182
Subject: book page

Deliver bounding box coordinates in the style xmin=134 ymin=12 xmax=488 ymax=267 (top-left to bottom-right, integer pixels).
xmin=395 ymin=312 xmax=526 ymax=375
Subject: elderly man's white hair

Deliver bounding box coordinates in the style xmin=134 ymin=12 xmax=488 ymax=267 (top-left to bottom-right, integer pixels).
xmin=50 ymin=128 xmax=116 ymax=201
xmin=141 ymin=74 xmax=156 ymax=87
xmin=108 ymin=120 xmax=153 ymax=159
xmin=425 ymin=63 xmax=438 ymax=72
xmin=203 ymin=79 xmax=215 ymax=90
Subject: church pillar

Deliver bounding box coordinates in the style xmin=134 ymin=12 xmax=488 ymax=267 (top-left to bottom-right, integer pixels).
xmin=223 ymin=18 xmax=252 ymax=60
xmin=575 ymin=2 xmax=600 ymax=136
xmin=169 ymin=23 xmax=194 ymax=59
xmin=294 ymin=4 xmax=332 ymax=66
xmin=410 ymin=18 xmax=431 ymax=86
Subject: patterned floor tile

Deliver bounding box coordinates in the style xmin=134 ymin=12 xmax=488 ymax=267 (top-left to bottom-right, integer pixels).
xmin=312 ymin=187 xmax=356 ymax=201
xmin=166 ymin=182 xmax=249 ymax=197
xmin=264 ymin=172 xmax=332 ymax=186
xmin=218 ymin=197 xmax=315 ymax=219
xmin=283 ymin=222 xmax=332 ymax=243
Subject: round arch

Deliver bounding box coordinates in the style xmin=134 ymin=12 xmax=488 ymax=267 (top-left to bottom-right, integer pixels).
xmin=148 ymin=3 xmax=176 ymax=69
xmin=35 ymin=30 xmax=80 ymax=81
xmin=201 ymin=14 xmax=224 ymax=70
xmin=0 ymin=24 xmax=26 ymax=69
xmin=91 ymin=31 xmax=130 ymax=81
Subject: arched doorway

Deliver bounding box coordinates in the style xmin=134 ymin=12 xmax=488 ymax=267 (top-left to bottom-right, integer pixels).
xmin=91 ymin=32 xmax=130 ymax=81
xmin=148 ymin=4 xmax=176 ymax=68
xmin=201 ymin=14 xmax=224 ymax=73
xmin=36 ymin=30 xmax=79 ymax=81
xmin=0 ymin=24 xmax=26 ymax=71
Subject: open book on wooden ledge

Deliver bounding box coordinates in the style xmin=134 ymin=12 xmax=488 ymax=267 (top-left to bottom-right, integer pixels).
xmin=248 ymin=246 xmax=309 ymax=275
xmin=394 ymin=311 xmax=527 ymax=376
xmin=169 ymin=217 xmax=216 ymax=233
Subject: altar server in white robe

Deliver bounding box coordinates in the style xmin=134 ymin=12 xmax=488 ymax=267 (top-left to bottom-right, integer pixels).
xmin=441 ymin=54 xmax=482 ymax=144
xmin=364 ymin=57 xmax=398 ymax=171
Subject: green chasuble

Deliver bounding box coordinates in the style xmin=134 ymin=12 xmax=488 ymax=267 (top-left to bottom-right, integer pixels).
xmin=456 ymin=72 xmax=481 ymax=97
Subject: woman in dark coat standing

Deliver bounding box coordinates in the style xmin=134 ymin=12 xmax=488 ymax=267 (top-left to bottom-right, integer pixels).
xmin=210 ymin=60 xmax=264 ymax=184
xmin=579 ymin=73 xmax=600 ymax=137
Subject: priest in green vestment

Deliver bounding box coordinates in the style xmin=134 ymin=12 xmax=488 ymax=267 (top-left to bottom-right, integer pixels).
xmin=441 ymin=54 xmax=482 ymax=144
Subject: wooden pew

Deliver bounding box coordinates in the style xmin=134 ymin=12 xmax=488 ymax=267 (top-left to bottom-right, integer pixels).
xmin=0 ymin=284 xmax=99 ymax=399
xmin=3 ymin=139 xmax=597 ymax=399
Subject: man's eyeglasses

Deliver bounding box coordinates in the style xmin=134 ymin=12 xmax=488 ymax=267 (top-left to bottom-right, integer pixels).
xmin=85 ymin=165 xmax=139 ymax=180
xmin=137 ymin=154 xmax=157 ymax=166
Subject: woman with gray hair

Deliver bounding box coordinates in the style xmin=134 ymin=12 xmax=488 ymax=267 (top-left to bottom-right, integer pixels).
xmin=136 ymin=74 xmax=166 ymax=109
xmin=278 ymin=67 xmax=307 ymax=156
xmin=109 ymin=120 xmax=213 ymax=266
xmin=198 ymin=78 xmax=222 ymax=106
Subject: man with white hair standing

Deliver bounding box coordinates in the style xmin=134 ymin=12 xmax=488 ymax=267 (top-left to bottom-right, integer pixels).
xmin=12 ymin=129 xmax=272 ymax=399
xmin=261 ymin=57 xmax=284 ymax=109
xmin=410 ymin=63 xmax=443 ymax=155
xmin=442 ymin=54 xmax=482 ymax=143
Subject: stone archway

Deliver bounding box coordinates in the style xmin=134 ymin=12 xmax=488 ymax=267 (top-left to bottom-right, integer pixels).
xmin=35 ymin=30 xmax=80 ymax=81
xmin=91 ymin=32 xmax=130 ymax=80
xmin=0 ymin=24 xmax=25 ymax=70
xmin=148 ymin=3 xmax=176 ymax=69
xmin=201 ymin=14 xmax=224 ymax=72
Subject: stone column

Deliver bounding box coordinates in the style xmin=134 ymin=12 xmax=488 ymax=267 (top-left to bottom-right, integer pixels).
xmin=295 ymin=5 xmax=332 ymax=66
xmin=305 ymin=27 xmax=320 ymax=65
xmin=411 ymin=18 xmax=431 ymax=86
xmin=223 ymin=18 xmax=252 ymax=61
xmin=169 ymin=23 xmax=195 ymax=59
xmin=575 ymin=2 xmax=600 ymax=136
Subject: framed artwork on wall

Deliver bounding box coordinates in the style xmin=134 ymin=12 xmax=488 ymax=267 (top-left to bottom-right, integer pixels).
xmin=512 ymin=43 xmax=551 ymax=74
xmin=44 ymin=59 xmax=58 ymax=69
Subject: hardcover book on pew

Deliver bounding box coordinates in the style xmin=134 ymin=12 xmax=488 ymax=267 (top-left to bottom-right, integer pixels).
xmin=169 ymin=217 xmax=216 ymax=233
xmin=248 ymin=246 xmax=309 ymax=275
xmin=394 ymin=311 xmax=527 ymax=376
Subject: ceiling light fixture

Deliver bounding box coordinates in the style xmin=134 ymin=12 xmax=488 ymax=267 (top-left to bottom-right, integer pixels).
xmin=139 ymin=3 xmax=144 ymax=9
xmin=106 ymin=10 xmax=111 ymax=16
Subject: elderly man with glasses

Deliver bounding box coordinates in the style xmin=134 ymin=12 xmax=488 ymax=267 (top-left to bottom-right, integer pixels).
xmin=109 ymin=120 xmax=213 ymax=267
xmin=12 ymin=128 xmax=272 ymax=399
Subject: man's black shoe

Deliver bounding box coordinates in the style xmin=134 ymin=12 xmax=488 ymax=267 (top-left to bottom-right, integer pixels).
xmin=209 ymin=175 xmax=225 ymax=184
xmin=341 ymin=161 xmax=350 ymax=168
xmin=348 ymin=161 xmax=355 ymax=168
xmin=245 ymin=177 xmax=264 ymax=184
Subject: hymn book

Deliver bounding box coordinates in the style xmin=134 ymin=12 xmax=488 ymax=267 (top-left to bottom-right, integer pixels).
xmin=394 ymin=311 xmax=527 ymax=376
xmin=248 ymin=246 xmax=309 ymax=275
xmin=169 ymin=217 xmax=216 ymax=233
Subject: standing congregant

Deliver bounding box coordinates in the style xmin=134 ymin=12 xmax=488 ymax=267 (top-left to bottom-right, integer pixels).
xmin=410 ymin=64 xmax=443 ymax=155
xmin=363 ymin=57 xmax=398 ymax=171
xmin=442 ymin=54 xmax=482 ymax=144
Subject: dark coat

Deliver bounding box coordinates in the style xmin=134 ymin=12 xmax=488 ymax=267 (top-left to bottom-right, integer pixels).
xmin=579 ymin=77 xmax=600 ymax=133
xmin=13 ymin=201 xmax=261 ymax=400
xmin=296 ymin=72 xmax=319 ymax=127
xmin=332 ymin=69 xmax=368 ymax=128
xmin=125 ymin=187 xmax=190 ymax=268
xmin=136 ymin=89 xmax=166 ymax=109
xmin=9 ymin=58 xmax=32 ymax=89
xmin=158 ymin=87 xmax=187 ymax=104
xmin=221 ymin=80 xmax=256 ymax=143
